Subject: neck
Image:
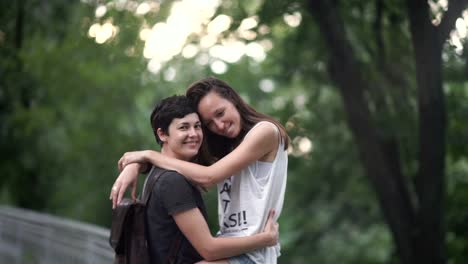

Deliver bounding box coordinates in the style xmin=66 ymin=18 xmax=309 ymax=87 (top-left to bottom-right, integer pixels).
xmin=160 ymin=146 xmax=191 ymax=161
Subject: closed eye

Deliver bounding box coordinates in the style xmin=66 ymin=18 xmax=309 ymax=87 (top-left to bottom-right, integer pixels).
xmin=215 ymin=110 xmax=224 ymax=118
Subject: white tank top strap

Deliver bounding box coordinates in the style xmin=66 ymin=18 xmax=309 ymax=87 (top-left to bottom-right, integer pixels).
xmin=244 ymin=121 xmax=281 ymax=142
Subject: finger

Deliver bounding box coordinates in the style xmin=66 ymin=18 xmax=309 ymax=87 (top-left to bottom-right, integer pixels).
xmin=274 ymin=223 xmax=279 ymax=242
xmin=117 ymin=182 xmax=127 ymax=207
xmin=265 ymin=210 xmax=273 ymax=223
xmin=109 ymin=184 xmax=114 ymax=200
xmin=112 ymin=182 xmax=120 ymax=208
xmin=131 ymin=182 xmax=137 ymax=200
xmin=119 ymin=154 xmax=128 ymax=171
xmin=268 ymin=209 xmax=275 ymax=220
xmin=270 ymin=209 xmax=275 ymax=217
xmin=120 ymin=160 xmax=126 ymax=171
xmin=113 ymin=190 xmax=118 ymax=209
xmin=118 ymin=158 xmax=123 ymax=172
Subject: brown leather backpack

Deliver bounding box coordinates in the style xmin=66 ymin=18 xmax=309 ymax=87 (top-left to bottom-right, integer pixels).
xmin=109 ymin=168 xmax=181 ymax=264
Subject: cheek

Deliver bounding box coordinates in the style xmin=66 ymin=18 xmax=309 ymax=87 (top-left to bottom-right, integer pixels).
xmin=175 ymin=133 xmax=186 ymax=142
xmin=232 ymin=109 xmax=241 ymax=124
xmin=228 ymin=106 xmax=238 ymax=119
xmin=207 ymin=123 xmax=217 ymax=133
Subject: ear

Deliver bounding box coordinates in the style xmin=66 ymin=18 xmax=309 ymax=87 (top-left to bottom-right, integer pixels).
xmin=157 ymin=128 xmax=168 ymax=143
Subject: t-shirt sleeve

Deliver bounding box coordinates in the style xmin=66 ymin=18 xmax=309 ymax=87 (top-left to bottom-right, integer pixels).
xmin=157 ymin=171 xmax=198 ymax=215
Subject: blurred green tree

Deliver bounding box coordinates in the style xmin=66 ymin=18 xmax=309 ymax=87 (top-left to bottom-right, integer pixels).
xmin=1 ymin=0 xmax=467 ymax=263
xmin=302 ymin=1 xmax=467 ymax=263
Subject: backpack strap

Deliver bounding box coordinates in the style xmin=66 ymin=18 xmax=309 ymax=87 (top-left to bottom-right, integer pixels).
xmin=142 ymin=167 xmax=184 ymax=264
xmin=141 ymin=167 xmax=168 ymax=204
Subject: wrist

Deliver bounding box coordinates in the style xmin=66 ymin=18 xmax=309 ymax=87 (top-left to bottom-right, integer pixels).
xmin=125 ymin=163 xmax=141 ymax=171
xmin=144 ymin=150 xmax=155 ymax=162
xmin=130 ymin=162 xmax=141 ymax=171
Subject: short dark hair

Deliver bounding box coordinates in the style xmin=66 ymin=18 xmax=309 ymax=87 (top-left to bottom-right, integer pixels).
xmin=150 ymin=95 xmax=197 ymax=145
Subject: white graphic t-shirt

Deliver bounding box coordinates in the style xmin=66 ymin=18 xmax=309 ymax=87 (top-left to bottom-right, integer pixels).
xmin=217 ymin=121 xmax=288 ymax=263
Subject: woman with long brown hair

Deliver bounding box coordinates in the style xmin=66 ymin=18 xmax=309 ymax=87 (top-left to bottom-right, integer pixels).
xmin=111 ymin=77 xmax=289 ymax=264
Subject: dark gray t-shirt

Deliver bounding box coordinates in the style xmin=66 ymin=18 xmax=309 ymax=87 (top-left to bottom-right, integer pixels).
xmin=145 ymin=167 xmax=208 ymax=264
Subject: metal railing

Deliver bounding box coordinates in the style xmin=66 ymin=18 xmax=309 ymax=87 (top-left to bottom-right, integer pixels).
xmin=0 ymin=206 xmax=114 ymax=263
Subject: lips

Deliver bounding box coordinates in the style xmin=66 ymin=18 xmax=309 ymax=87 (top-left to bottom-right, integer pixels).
xmin=184 ymin=141 xmax=200 ymax=146
xmin=224 ymin=123 xmax=237 ymax=138
xmin=223 ymin=123 xmax=231 ymax=136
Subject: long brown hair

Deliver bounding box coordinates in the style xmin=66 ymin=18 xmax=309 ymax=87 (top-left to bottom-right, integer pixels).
xmin=186 ymin=77 xmax=289 ymax=159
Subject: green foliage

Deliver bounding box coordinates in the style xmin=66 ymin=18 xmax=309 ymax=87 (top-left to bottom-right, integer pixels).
xmin=1 ymin=0 xmax=467 ymax=262
xmin=445 ymin=82 xmax=468 ymax=262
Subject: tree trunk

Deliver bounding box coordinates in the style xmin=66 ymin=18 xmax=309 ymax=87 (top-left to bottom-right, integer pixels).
xmin=406 ymin=1 xmax=447 ymax=263
xmin=307 ymin=0 xmax=467 ymax=262
xmin=306 ymin=1 xmax=416 ymax=263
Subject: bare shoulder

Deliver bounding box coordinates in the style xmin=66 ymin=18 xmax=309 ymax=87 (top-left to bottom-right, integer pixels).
xmin=245 ymin=121 xmax=279 ymax=141
xmin=243 ymin=122 xmax=280 ymax=162
xmin=245 ymin=121 xmax=279 ymax=153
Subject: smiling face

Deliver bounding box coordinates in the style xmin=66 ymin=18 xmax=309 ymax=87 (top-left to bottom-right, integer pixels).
xmin=158 ymin=113 xmax=203 ymax=161
xmin=197 ymin=91 xmax=242 ymax=139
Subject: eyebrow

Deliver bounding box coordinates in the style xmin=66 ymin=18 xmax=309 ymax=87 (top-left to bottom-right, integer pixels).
xmin=203 ymin=107 xmax=223 ymax=124
xmin=178 ymin=121 xmax=201 ymax=126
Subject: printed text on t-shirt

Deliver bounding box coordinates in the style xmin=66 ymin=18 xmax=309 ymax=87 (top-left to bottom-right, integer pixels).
xmin=219 ymin=178 xmax=249 ymax=229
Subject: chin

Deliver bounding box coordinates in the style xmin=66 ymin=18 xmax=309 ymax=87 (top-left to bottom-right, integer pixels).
xmin=184 ymin=151 xmax=199 ymax=159
xmin=229 ymin=130 xmax=240 ymax=138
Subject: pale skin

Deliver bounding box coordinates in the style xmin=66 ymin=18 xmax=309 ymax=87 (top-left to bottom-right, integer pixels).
xmin=113 ymin=111 xmax=279 ymax=263
xmin=111 ymin=121 xmax=280 ymax=207
xmin=111 ymin=91 xmax=281 ymax=206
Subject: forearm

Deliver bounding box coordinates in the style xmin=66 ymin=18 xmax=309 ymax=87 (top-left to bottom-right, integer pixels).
xmin=204 ymin=233 xmax=273 ymax=261
xmin=143 ymin=150 xmax=226 ymax=188
xmin=175 ymin=208 xmax=276 ymax=261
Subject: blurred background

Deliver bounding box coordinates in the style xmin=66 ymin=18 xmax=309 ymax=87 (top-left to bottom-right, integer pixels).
xmin=1 ymin=0 xmax=467 ymax=263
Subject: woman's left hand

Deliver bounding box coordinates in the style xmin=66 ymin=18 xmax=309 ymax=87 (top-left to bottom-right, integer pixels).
xmin=110 ymin=163 xmax=141 ymax=208
xmin=118 ymin=150 xmax=149 ymax=171
xmin=263 ymin=209 xmax=279 ymax=246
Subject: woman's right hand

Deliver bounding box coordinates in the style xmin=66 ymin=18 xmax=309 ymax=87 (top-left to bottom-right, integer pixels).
xmin=118 ymin=150 xmax=150 ymax=171
xmin=263 ymin=209 xmax=279 ymax=246
xmin=109 ymin=163 xmax=142 ymax=209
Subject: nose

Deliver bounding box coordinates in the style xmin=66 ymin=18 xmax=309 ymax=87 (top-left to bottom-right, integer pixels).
xmin=188 ymin=127 xmax=198 ymax=137
xmin=213 ymin=119 xmax=224 ymax=132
